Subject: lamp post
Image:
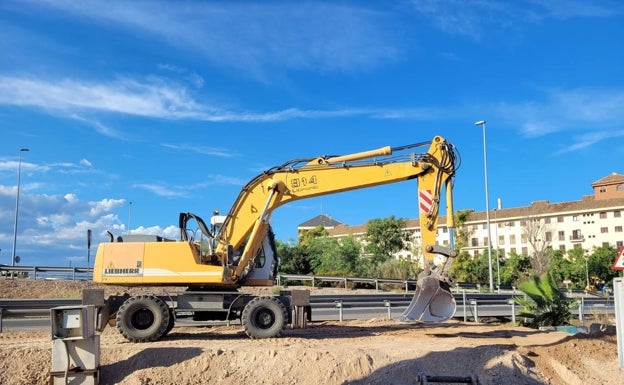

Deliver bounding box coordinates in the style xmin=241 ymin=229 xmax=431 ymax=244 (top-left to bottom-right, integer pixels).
xmin=494 ymin=208 xmax=500 ymax=287
xmin=475 ymin=120 xmax=494 ymax=292
xmin=127 ymin=201 xmax=133 ymax=234
xmin=11 ymin=148 xmax=29 ymax=267
xmin=584 ymin=249 xmax=590 ymax=289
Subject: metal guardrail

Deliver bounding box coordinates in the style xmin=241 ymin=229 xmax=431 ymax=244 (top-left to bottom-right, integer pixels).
xmin=0 ymin=265 xmax=92 ymax=280
xmin=0 ymin=294 xmax=613 ymax=326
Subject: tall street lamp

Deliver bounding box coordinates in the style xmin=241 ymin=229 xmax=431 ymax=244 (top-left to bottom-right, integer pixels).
xmin=127 ymin=201 xmax=133 ymax=234
xmin=12 ymin=148 xmax=29 ymax=267
xmin=475 ymin=120 xmax=494 ymax=292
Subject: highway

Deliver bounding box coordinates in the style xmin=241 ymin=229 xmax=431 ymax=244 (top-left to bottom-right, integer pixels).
xmin=0 ymin=292 xmax=613 ymax=332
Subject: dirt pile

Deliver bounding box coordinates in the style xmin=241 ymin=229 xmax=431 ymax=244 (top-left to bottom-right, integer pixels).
xmin=0 ymin=279 xmax=622 ymax=385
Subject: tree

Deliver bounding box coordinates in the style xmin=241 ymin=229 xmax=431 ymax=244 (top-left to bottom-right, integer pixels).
xmin=276 ymin=240 xmax=312 ymax=275
xmin=500 ymin=252 xmax=532 ymax=287
xmin=363 ymin=216 xmax=412 ymax=264
xmin=453 ymin=209 xmax=474 ymax=251
xmin=520 ymin=213 xmax=553 ymax=275
xmin=515 ymin=272 xmax=575 ymax=328
xmin=298 ymin=225 xmax=329 ymax=245
xmin=308 ymin=236 xmax=361 ymax=276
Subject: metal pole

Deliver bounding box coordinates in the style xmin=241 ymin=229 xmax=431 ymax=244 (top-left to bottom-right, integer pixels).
xmin=127 ymin=201 xmax=133 ymax=234
xmin=475 ymin=121 xmax=493 ymax=291
xmin=11 ymin=148 xmax=29 ymax=267
xmin=494 ymin=209 xmax=500 ymax=287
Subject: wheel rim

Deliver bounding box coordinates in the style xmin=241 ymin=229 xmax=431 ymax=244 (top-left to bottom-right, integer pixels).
xmin=254 ymin=309 xmax=275 ymax=329
xmin=131 ymin=307 xmax=155 ymax=330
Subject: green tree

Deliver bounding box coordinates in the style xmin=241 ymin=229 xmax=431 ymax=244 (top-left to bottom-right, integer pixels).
xmin=364 ymin=216 xmax=412 ymax=264
xmin=276 ymin=240 xmax=312 ymax=275
xmin=308 ymin=236 xmax=361 ymax=276
xmin=453 ymin=210 xmax=474 ymax=250
xmin=515 ymin=272 xmax=575 ymax=328
xmin=500 ymin=252 xmax=532 ymax=287
xmin=298 ymin=225 xmax=329 ymax=245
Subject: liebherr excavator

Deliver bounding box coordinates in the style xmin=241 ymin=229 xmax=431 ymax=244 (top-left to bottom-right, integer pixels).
xmin=91 ymin=135 xmax=460 ymax=342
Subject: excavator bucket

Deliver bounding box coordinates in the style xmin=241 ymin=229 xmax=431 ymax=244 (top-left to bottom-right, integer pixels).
xmin=400 ymin=263 xmax=456 ymax=322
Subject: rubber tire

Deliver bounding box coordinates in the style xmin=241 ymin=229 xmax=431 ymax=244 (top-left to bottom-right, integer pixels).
xmin=116 ymin=294 xmax=170 ymax=342
xmin=162 ymin=308 xmax=175 ymax=337
xmin=242 ymin=296 xmax=288 ymax=339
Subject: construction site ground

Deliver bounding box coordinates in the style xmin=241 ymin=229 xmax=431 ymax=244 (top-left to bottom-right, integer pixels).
xmin=0 ymin=278 xmax=622 ymax=385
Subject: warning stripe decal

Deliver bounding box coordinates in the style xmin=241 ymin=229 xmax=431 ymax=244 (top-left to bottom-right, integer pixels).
xmin=419 ymin=190 xmax=433 ymax=215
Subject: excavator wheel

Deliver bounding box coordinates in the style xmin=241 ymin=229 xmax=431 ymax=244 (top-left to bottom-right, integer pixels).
xmin=242 ymin=296 xmax=288 ymax=339
xmin=162 ymin=308 xmax=175 ymax=337
xmin=116 ymin=294 xmax=170 ymax=342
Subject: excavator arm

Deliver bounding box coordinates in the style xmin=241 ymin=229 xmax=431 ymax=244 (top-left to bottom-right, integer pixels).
xmin=215 ymin=135 xmax=459 ymax=293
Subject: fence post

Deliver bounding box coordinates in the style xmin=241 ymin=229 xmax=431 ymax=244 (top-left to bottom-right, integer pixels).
xmin=508 ymin=299 xmax=516 ymax=324
xmin=462 ymin=291 xmax=467 ymax=322
xmin=579 ymin=297 xmax=585 ymax=326
xmin=384 ymin=300 xmax=391 ymax=320
xmin=334 ymin=300 xmax=343 ymax=322
xmin=0 ymin=307 xmax=3 ymax=333
xmin=469 ymin=299 xmax=478 ymax=323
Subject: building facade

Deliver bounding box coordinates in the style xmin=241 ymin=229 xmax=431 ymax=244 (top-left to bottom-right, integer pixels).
xmin=305 ymin=173 xmax=624 ymax=266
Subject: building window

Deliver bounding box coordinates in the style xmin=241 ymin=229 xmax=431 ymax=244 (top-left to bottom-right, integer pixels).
xmin=618 ymin=184 xmax=624 ymax=191
xmin=482 ymin=223 xmax=488 ymax=229
xmin=557 ymin=216 xmax=564 ymax=223
xmin=473 ymin=250 xmax=479 ymax=257
xmin=521 ymin=234 xmax=527 ymax=243
xmin=600 ymin=212 xmax=607 ymax=219
xmin=510 ymin=247 xmax=516 ymax=254
xmin=603 ymin=242 xmax=610 ymax=247
xmin=618 ymin=241 xmax=624 ymax=248
xmin=521 ymin=247 xmax=528 ymax=255
xmin=559 ymin=245 xmax=566 ymax=251
xmin=600 ymin=187 xmax=607 ymax=193
xmin=520 ymin=220 xmax=526 ymax=226
xmin=574 ymin=244 xmax=582 ymax=249
xmin=510 ymin=234 xmax=516 ymax=244
xmin=483 ymin=237 xmax=489 ymax=246
xmin=558 ymin=231 xmax=565 ymax=241
xmin=572 ymin=229 xmax=583 ymax=240
xmin=573 ymin=215 xmax=580 ymax=222
xmin=471 ymin=238 xmax=478 ymax=247
xmin=616 ymin=226 xmax=623 ymax=233
xmin=615 ymin=211 xmax=622 ymax=218
xmin=442 ymin=227 xmax=448 ymax=233
xmin=601 ymin=227 xmax=608 ymax=234
xmin=498 ymin=235 xmax=504 ymax=245
xmin=545 ymin=232 xmax=552 ymax=241
xmin=544 ymin=217 xmax=551 ymax=224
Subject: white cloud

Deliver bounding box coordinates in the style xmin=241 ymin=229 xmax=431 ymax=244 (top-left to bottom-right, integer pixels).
xmin=494 ymin=87 xmax=624 ymax=138
xmin=79 ymin=159 xmax=92 ymax=167
xmin=33 ymin=1 xmax=399 ymax=76
xmin=89 ymin=198 xmax=125 ymax=217
xmin=410 ymin=0 xmax=622 ymax=39
xmin=161 ymin=143 xmax=237 ymax=158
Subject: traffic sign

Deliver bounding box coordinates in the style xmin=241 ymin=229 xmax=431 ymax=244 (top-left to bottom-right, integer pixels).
xmin=613 ymin=246 xmax=624 ymax=270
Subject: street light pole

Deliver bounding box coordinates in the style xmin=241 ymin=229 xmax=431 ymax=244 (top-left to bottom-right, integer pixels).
xmin=475 ymin=120 xmax=494 ymax=292
xmin=127 ymin=201 xmax=133 ymax=234
xmin=11 ymin=148 xmax=29 ymax=267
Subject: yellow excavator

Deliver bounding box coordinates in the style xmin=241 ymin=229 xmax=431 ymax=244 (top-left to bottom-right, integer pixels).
xmin=91 ymin=135 xmax=459 ymax=341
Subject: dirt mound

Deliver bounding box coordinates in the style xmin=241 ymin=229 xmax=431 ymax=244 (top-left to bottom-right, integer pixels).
xmin=0 ymin=279 xmax=622 ymax=385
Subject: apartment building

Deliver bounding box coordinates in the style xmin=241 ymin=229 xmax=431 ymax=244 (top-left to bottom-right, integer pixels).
xmin=309 ymin=172 xmax=624 ymax=266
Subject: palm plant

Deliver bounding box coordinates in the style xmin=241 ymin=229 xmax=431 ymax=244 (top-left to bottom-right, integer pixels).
xmin=515 ymin=271 xmax=575 ymax=328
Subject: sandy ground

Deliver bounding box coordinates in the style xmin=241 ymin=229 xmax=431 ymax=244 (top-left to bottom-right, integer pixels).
xmin=0 ymin=279 xmax=622 ymax=385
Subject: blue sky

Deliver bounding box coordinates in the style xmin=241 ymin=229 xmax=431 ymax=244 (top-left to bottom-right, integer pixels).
xmin=1 ymin=1 xmax=623 ymax=268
